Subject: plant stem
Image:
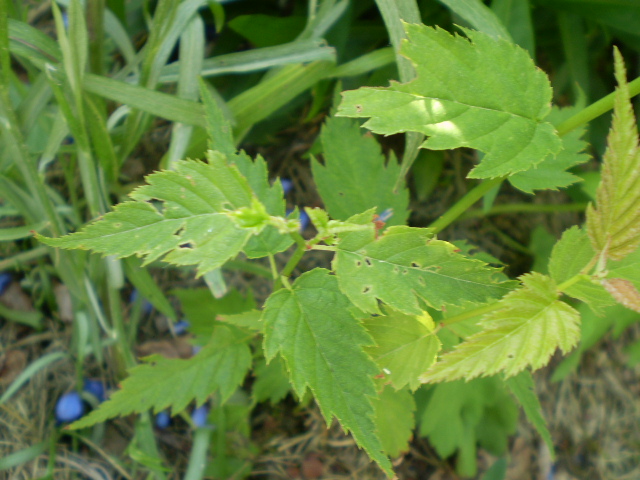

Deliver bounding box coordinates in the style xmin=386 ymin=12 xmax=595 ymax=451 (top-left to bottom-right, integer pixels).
xmin=556 ymin=274 xmax=586 ymax=292
xmin=556 ymin=74 xmax=640 ymax=137
xmin=274 ymin=233 xmax=308 ymax=290
xmin=428 ymin=176 xmax=506 ymax=233
xmin=461 ymin=202 xmax=588 ymax=219
xmin=428 ymin=73 xmax=640 ymax=233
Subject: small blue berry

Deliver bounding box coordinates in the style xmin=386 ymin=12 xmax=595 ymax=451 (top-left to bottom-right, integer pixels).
xmin=155 ymin=411 xmax=171 ymax=429
xmin=173 ymin=319 xmax=190 ymax=335
xmin=280 ymin=178 xmax=293 ymax=195
xmin=130 ymin=289 xmax=153 ymax=315
xmin=55 ymin=392 xmax=85 ymax=423
xmin=0 ymin=273 xmax=11 ymax=296
xmin=299 ymin=209 xmax=310 ymax=232
xmin=83 ymin=379 xmax=105 ymax=403
xmin=191 ymin=405 xmax=209 ymax=428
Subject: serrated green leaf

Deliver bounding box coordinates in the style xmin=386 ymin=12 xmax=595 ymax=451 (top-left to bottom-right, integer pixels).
xmin=173 ymin=288 xmax=256 ymax=340
xmin=199 ymin=78 xmax=235 ymax=157
xmin=336 ymin=24 xmax=561 ymax=179
xmin=372 ymin=386 xmax=415 ymax=457
xmin=549 ymin=226 xmax=615 ymax=314
xmin=333 ymin=217 xmax=515 ymax=315
xmin=364 ymin=309 xmax=441 ymax=391
xmin=38 ymin=153 xmax=259 ymax=276
xmin=505 ymin=371 xmax=554 ymax=457
xmin=262 ymin=269 xmax=392 ymax=475
xmin=252 ymin=356 xmax=292 ymax=405
xmin=70 ymin=325 xmax=251 ymax=429
xmin=218 ymin=310 xmax=263 ymax=333
xmin=587 ymin=49 xmax=640 ymax=261
xmin=509 ymin=106 xmax=590 ymax=193
xmin=230 ymin=151 xmax=293 ymax=257
xmin=420 ymin=273 xmax=580 ymax=382
xmin=312 ymin=116 xmax=409 ymax=226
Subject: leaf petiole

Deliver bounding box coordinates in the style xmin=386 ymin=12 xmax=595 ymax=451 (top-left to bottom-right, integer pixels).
xmin=555 ymin=74 xmax=640 ymax=137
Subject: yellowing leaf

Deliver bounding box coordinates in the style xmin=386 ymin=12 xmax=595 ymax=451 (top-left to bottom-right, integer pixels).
xmin=364 ymin=309 xmax=441 ymax=391
xmin=38 ymin=152 xmax=270 ymax=276
xmin=262 ymin=269 xmax=393 ymax=475
xmin=601 ymin=278 xmax=640 ymax=313
xmin=333 ymin=215 xmax=515 ymax=315
xmin=337 ymin=24 xmax=561 ymax=179
xmin=420 ymin=273 xmax=580 ymax=383
xmin=587 ymin=48 xmax=640 ymax=261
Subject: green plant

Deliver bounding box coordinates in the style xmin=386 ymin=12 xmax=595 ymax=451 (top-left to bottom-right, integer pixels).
xmin=3 ymin=0 xmax=640 ymax=478
xmin=34 ymin=19 xmax=640 ymax=478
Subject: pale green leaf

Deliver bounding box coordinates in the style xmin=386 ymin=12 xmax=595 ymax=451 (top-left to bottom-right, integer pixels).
xmin=262 ymin=269 xmax=392 ymax=475
xmin=549 ymin=226 xmax=615 ymax=314
xmin=70 ymin=325 xmax=252 ymax=429
xmin=587 ymin=49 xmax=640 ymax=261
xmin=420 ymin=273 xmax=580 ymax=382
xmin=230 ymin=152 xmax=293 ymax=257
xmin=549 ymin=227 xmax=595 ymax=282
xmin=551 ymin=303 xmax=636 ymax=381
xmin=505 ymin=371 xmax=554 ymax=456
xmin=337 ymin=23 xmax=561 ymax=179
xmin=312 ymin=116 xmax=409 ymax=226
xmin=364 ymin=309 xmax=441 ymax=391
xmin=372 ymin=386 xmax=415 ymax=457
xmin=333 ymin=214 xmax=515 ymax=315
xmin=38 ymin=153 xmax=258 ymax=276
xmin=418 ymin=377 xmax=518 ymax=477
xmin=608 ymin=246 xmax=640 ymax=288
xmin=509 ymin=106 xmax=590 ymax=193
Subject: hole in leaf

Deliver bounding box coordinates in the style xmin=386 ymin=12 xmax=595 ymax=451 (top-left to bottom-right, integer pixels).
xmin=365 ymin=258 xmax=372 ymax=266
xmin=393 ymin=266 xmax=400 ymax=274
xmin=355 ymin=104 xmax=363 ymax=113
xmin=362 ymin=286 xmax=371 ymax=294
xmin=411 ymin=262 xmax=420 ymax=268
xmin=355 ymin=260 xmax=362 ymax=267
xmin=402 ymin=269 xmax=408 ymax=275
